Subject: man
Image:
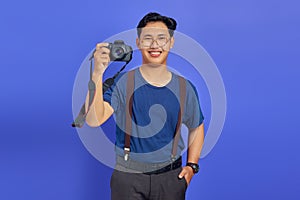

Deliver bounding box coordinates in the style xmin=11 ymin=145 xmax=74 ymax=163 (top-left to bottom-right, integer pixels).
xmin=86 ymin=12 xmax=205 ymax=200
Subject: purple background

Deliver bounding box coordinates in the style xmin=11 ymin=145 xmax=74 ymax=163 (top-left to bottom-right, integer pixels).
xmin=1 ymin=0 xmax=299 ymax=199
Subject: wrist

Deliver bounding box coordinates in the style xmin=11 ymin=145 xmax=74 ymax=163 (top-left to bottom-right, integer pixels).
xmin=186 ymin=162 xmax=199 ymax=174
xmin=92 ymin=72 xmax=103 ymax=84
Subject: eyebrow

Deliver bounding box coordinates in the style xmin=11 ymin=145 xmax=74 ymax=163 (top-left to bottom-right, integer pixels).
xmin=143 ymin=33 xmax=168 ymax=37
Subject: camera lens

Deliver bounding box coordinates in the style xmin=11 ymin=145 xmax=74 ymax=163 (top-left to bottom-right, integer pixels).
xmin=112 ymin=47 xmax=124 ymax=59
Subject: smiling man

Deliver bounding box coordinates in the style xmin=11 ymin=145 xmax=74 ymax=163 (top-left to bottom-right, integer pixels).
xmin=85 ymin=12 xmax=205 ymax=200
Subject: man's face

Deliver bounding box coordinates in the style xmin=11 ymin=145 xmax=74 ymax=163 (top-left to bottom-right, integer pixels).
xmin=136 ymin=21 xmax=174 ymax=66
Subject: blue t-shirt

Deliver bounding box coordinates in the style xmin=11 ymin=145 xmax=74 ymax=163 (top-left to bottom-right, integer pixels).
xmin=103 ymin=68 xmax=204 ymax=163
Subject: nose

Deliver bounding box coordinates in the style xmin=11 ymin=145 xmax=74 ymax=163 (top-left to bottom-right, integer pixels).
xmin=150 ymin=39 xmax=159 ymax=48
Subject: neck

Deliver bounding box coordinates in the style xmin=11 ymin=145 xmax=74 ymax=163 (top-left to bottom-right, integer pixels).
xmin=139 ymin=64 xmax=172 ymax=87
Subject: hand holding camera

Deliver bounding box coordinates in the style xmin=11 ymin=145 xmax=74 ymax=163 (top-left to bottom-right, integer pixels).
xmin=93 ymin=43 xmax=111 ymax=75
xmin=93 ymin=40 xmax=133 ymax=76
xmin=72 ymin=40 xmax=132 ymax=128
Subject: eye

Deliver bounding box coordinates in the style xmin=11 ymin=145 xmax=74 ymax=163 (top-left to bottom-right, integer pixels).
xmin=158 ymin=36 xmax=167 ymax=41
xmin=143 ymin=37 xmax=153 ymax=41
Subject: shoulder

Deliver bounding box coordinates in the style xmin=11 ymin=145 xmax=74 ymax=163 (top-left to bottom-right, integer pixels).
xmin=113 ymin=69 xmax=133 ymax=87
xmin=111 ymin=69 xmax=138 ymax=92
xmin=172 ymin=73 xmax=197 ymax=93
xmin=116 ymin=69 xmax=137 ymax=81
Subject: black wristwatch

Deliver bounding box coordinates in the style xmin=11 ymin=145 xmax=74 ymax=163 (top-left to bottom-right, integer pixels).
xmin=186 ymin=162 xmax=199 ymax=174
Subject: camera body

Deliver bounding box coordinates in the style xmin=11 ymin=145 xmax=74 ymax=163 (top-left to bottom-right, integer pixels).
xmin=108 ymin=40 xmax=133 ymax=62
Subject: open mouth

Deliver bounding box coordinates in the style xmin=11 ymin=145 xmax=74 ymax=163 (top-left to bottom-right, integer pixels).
xmin=148 ymin=51 xmax=162 ymax=57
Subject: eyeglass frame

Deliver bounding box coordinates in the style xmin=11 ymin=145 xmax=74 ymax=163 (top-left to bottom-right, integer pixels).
xmin=139 ymin=34 xmax=172 ymax=48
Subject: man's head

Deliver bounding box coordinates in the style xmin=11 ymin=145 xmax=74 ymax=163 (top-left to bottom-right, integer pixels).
xmin=136 ymin=12 xmax=177 ymax=66
xmin=137 ymin=12 xmax=177 ymax=38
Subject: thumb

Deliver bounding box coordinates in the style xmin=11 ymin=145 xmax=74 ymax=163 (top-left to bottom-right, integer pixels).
xmin=178 ymin=170 xmax=186 ymax=179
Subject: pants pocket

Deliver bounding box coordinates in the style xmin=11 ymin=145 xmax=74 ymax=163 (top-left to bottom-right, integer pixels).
xmin=110 ymin=169 xmax=117 ymax=188
xmin=182 ymin=176 xmax=188 ymax=190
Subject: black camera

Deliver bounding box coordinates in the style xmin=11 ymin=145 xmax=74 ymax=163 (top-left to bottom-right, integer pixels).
xmin=108 ymin=40 xmax=133 ymax=62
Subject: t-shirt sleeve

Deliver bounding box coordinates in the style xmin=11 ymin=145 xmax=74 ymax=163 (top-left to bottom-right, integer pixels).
xmin=103 ymin=75 xmax=123 ymax=112
xmin=183 ymin=80 xmax=204 ymax=129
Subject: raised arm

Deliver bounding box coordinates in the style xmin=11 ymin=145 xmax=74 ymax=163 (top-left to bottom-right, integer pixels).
xmin=85 ymin=43 xmax=114 ymax=127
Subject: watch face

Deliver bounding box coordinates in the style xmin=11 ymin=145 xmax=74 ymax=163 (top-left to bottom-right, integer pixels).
xmin=193 ymin=165 xmax=199 ymax=173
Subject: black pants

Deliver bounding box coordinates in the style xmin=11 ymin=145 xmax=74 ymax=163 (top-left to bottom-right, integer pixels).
xmin=110 ymin=166 xmax=187 ymax=200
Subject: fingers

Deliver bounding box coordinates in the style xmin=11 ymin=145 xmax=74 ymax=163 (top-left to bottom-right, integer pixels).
xmin=178 ymin=166 xmax=194 ymax=185
xmin=178 ymin=169 xmax=186 ymax=179
xmin=96 ymin=42 xmax=109 ymax=49
xmin=178 ymin=168 xmax=190 ymax=179
xmin=96 ymin=43 xmax=110 ymax=52
xmin=94 ymin=43 xmax=110 ymax=57
xmin=93 ymin=43 xmax=111 ymax=74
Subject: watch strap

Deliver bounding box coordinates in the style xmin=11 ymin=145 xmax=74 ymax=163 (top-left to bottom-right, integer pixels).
xmin=186 ymin=162 xmax=199 ymax=174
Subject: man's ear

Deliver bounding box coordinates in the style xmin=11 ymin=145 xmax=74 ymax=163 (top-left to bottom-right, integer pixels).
xmin=170 ymin=36 xmax=175 ymax=48
xmin=136 ymin=37 xmax=141 ymax=50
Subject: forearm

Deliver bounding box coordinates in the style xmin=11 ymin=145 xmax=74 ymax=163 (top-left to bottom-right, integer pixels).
xmin=84 ymin=42 xmax=114 ymax=127
xmin=187 ymin=123 xmax=204 ymax=164
xmin=178 ymin=123 xmax=204 ymax=182
xmin=85 ymin=73 xmax=112 ymax=127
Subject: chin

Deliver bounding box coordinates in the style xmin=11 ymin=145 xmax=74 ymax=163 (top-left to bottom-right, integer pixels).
xmin=143 ymin=60 xmax=167 ymax=67
xmin=145 ymin=63 xmax=165 ymax=68
xmin=143 ymin=57 xmax=167 ymax=66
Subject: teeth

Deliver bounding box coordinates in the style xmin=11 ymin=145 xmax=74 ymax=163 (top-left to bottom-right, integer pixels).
xmin=150 ymin=52 xmax=161 ymax=55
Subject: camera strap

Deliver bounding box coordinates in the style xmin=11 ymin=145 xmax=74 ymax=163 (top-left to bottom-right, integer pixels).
xmin=72 ymin=57 xmax=130 ymax=128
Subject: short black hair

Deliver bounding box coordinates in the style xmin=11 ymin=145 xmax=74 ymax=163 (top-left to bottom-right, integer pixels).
xmin=137 ymin=12 xmax=177 ymax=38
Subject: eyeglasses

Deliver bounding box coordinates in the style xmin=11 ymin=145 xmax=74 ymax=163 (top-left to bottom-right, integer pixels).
xmin=141 ymin=36 xmax=170 ymax=48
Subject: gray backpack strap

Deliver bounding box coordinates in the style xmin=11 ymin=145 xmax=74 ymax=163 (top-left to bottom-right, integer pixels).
xmin=171 ymin=76 xmax=186 ymax=160
xmin=124 ymin=70 xmax=135 ymax=161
